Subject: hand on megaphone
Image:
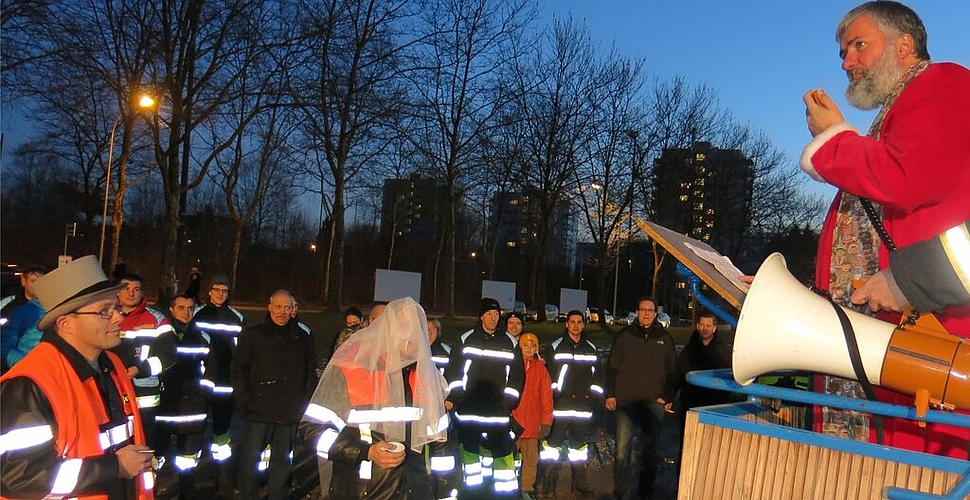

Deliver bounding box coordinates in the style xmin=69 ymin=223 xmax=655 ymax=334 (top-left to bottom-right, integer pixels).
xmin=850 ymin=270 xmax=910 ymax=313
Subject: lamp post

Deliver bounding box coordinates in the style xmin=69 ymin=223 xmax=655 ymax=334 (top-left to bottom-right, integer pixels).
xmin=98 ymin=94 xmax=156 ymax=264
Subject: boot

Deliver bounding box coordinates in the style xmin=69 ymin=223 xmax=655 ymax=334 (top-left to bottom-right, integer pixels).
xmin=569 ymin=463 xmax=594 ymax=498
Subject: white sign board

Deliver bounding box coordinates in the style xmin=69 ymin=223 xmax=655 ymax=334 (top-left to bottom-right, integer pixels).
xmin=374 ymin=269 xmax=422 ymax=302
xmin=481 ymin=280 xmax=516 ymax=310
xmin=559 ymin=288 xmax=588 ymax=316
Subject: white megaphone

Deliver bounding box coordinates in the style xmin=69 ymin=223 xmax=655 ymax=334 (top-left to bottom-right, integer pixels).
xmin=733 ymin=253 xmax=969 ymax=412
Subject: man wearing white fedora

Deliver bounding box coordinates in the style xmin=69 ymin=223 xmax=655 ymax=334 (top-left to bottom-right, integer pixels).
xmin=0 ymin=255 xmax=155 ymax=499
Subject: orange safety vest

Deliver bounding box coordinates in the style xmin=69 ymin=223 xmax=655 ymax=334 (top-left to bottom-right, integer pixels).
xmin=340 ymin=366 xmax=420 ymax=408
xmin=1 ymin=342 xmax=154 ymax=500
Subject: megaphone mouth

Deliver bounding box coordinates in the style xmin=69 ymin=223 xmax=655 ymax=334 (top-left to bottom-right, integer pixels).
xmin=732 ymin=253 xmax=893 ymax=386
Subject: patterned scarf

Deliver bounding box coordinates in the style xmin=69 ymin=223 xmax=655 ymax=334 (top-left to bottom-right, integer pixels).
xmin=821 ymin=60 xmax=931 ymax=441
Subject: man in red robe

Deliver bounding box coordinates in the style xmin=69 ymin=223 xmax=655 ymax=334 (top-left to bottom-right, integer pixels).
xmin=802 ymin=1 xmax=970 ymax=458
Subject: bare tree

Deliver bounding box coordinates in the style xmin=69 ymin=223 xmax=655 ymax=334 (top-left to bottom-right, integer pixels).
xmin=405 ymin=0 xmax=533 ymax=315
xmin=507 ymin=16 xmax=604 ymax=307
xmin=143 ymin=0 xmax=283 ymax=301
xmin=290 ymin=0 xmax=419 ymax=307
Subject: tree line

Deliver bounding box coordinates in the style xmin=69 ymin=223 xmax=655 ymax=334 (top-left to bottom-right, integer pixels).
xmin=1 ymin=0 xmax=822 ymax=314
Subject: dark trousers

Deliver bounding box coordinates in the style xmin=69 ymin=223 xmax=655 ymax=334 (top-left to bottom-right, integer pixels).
xmin=613 ymin=400 xmax=664 ymax=499
xmin=236 ymin=420 xmax=296 ymax=500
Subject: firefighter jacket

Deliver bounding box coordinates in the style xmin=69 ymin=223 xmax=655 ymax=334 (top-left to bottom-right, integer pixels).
xmin=547 ymin=332 xmax=604 ymax=419
xmin=112 ymin=300 xmax=173 ymax=409
xmin=232 ymin=317 xmax=316 ymax=424
xmin=444 ymin=325 xmax=525 ymax=422
xmin=193 ymin=303 xmax=243 ymax=398
xmin=0 ymin=332 xmax=153 ymax=499
xmin=154 ymin=318 xmax=211 ymax=433
xmin=430 ymin=338 xmax=451 ymax=375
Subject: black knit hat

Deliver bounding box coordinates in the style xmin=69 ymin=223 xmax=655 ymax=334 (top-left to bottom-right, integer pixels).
xmin=479 ymin=297 xmax=501 ymax=317
xmin=506 ymin=310 xmax=524 ymax=323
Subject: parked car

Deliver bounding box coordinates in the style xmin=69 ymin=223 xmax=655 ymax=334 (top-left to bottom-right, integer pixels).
xmin=614 ymin=310 xmax=669 ymax=328
xmin=544 ymin=304 xmax=559 ymax=322
xmin=615 ymin=311 xmax=635 ymax=325
xmin=587 ymin=307 xmax=613 ymax=324
xmin=503 ymin=300 xmax=526 ymax=316
xmin=524 ymin=305 xmax=539 ymax=322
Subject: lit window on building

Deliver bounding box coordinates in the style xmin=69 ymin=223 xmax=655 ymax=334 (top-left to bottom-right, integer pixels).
xmin=696 ymin=153 xmax=706 ymax=161
xmin=506 ymin=241 xmax=516 ymax=248
xmin=679 ymin=195 xmax=688 ymax=202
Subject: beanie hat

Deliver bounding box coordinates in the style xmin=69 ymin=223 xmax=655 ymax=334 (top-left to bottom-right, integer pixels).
xmin=479 ymin=297 xmax=501 ymax=317
xmin=519 ymin=333 xmax=540 ymax=348
xmin=210 ymin=275 xmax=231 ymax=290
xmin=506 ymin=310 xmax=524 ymax=324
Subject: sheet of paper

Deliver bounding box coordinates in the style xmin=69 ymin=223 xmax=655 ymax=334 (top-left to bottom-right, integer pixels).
xmin=684 ymin=242 xmax=750 ymax=293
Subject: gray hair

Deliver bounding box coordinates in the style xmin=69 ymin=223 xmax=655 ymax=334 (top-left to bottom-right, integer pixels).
xmin=838 ymin=1 xmax=929 ymax=60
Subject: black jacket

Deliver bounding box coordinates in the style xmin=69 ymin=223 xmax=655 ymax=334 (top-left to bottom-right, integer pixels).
xmin=676 ymin=330 xmax=733 ymax=410
xmin=547 ymin=332 xmax=602 ymax=412
xmin=444 ymin=324 xmax=525 ymax=417
xmin=606 ymin=321 xmax=678 ymax=405
xmin=155 ymin=319 xmax=211 ymax=427
xmin=194 ymin=303 xmax=243 ymax=387
xmin=232 ymin=318 xmax=316 ymax=424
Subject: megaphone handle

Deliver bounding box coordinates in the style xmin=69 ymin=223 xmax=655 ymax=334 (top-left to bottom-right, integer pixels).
xmin=827 ymin=299 xmax=886 ymax=444
xmin=914 ymin=389 xmax=930 ymax=428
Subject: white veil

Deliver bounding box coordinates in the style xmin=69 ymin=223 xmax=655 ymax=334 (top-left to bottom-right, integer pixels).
xmin=309 ymin=297 xmax=448 ymax=451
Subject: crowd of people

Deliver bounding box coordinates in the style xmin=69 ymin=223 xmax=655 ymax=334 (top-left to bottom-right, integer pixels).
xmin=0 ymin=254 xmax=735 ymax=500
xmin=1 ymin=0 xmax=968 ymax=498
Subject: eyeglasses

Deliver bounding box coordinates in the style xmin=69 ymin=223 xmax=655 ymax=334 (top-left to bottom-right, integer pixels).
xmin=72 ymin=306 xmax=122 ymax=320
xmin=637 ymin=308 xmax=656 ymax=313
xmin=210 ymin=287 xmax=229 ymax=294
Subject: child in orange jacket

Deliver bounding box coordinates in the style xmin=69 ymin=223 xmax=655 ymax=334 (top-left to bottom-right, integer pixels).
xmin=510 ymin=333 xmax=554 ymax=499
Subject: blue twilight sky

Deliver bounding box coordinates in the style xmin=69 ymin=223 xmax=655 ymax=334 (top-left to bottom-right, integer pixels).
xmin=3 ymin=1 xmax=967 ymax=203
xmin=538 ymin=0 xmax=970 ymax=201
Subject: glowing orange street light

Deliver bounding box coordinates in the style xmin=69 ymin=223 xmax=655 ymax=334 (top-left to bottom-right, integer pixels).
xmin=98 ymin=93 xmax=158 ymax=264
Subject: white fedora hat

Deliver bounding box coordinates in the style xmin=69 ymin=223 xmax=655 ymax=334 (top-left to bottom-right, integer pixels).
xmin=35 ymin=255 xmax=126 ymax=331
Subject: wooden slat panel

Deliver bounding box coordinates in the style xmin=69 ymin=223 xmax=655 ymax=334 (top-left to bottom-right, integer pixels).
xmin=678 ymin=417 xmax=964 ymax=500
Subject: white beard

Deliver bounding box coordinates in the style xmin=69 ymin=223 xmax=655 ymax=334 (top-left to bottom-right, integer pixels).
xmin=845 ymin=48 xmax=904 ymax=110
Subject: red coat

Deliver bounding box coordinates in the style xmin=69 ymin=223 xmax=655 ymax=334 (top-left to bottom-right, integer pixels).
xmin=511 ymin=356 xmax=553 ymax=439
xmin=803 ymin=62 xmax=970 ymax=459
xmin=805 ymin=62 xmax=970 ymax=338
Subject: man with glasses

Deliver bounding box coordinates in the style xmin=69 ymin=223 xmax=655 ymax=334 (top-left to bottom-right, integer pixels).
xmin=193 ymin=275 xmax=244 ymax=487
xmin=604 ymin=297 xmax=677 ymax=499
xmin=0 ymin=256 xmax=155 ymax=499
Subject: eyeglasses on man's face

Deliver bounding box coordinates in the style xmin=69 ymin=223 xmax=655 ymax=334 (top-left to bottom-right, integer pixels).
xmin=73 ymin=305 xmax=123 ymax=320
xmin=637 ymin=308 xmax=656 ymax=313
xmin=210 ymin=286 xmax=230 ymax=294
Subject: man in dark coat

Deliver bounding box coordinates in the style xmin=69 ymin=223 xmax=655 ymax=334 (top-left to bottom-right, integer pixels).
xmin=232 ymin=289 xmax=316 ymax=500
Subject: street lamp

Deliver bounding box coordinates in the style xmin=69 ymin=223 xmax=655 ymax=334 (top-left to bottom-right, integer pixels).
xmin=98 ymin=94 xmax=157 ymax=264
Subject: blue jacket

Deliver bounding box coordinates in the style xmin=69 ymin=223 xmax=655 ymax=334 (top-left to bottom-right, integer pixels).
xmin=0 ymin=298 xmax=44 ymax=370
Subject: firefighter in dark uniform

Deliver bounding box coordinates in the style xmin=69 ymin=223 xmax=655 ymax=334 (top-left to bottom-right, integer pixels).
xmin=193 ymin=274 xmax=243 ymax=491
xmin=443 ymin=298 xmax=525 ymax=499
xmin=153 ymin=293 xmax=213 ymax=499
xmin=539 ymin=310 xmax=602 ymax=498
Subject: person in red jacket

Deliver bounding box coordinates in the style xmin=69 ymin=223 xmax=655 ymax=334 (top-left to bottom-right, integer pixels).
xmin=510 ymin=333 xmax=553 ymax=500
xmin=802 ymin=0 xmax=970 ymax=458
